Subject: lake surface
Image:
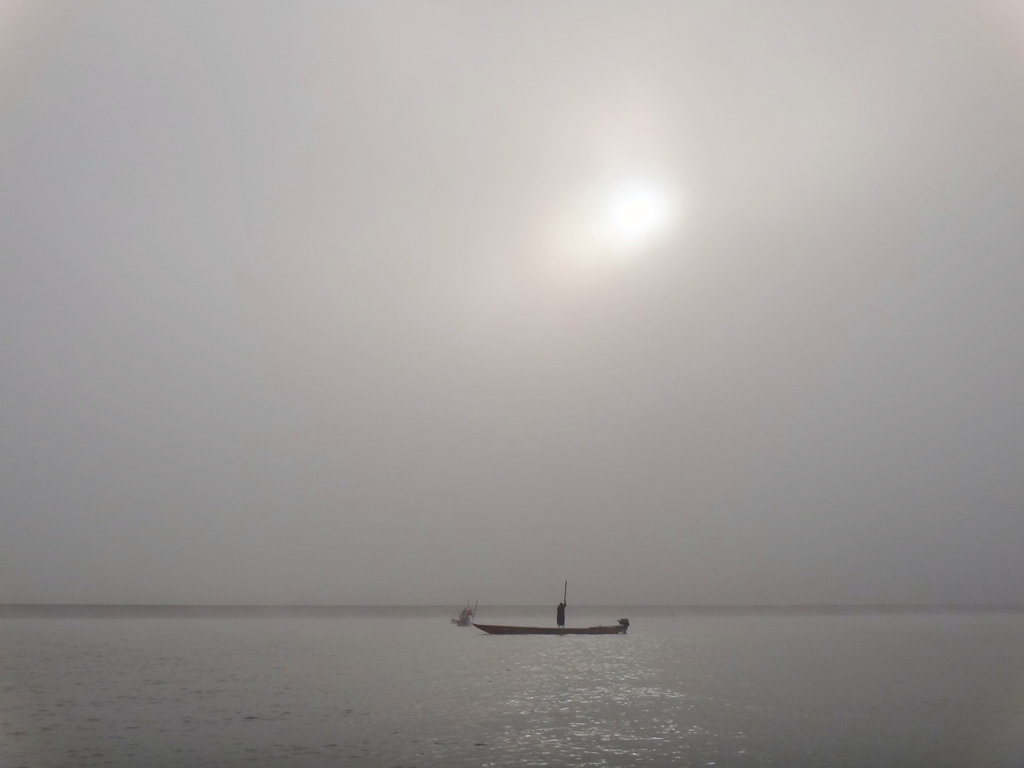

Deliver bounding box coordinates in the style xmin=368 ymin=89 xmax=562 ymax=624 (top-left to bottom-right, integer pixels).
xmin=2 ymin=608 xmax=1024 ymax=766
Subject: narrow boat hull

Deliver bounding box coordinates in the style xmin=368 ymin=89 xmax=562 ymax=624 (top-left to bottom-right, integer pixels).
xmin=473 ymin=622 xmax=628 ymax=635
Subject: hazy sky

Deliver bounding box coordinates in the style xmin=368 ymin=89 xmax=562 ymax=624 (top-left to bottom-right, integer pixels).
xmin=2 ymin=1 xmax=1023 ymax=605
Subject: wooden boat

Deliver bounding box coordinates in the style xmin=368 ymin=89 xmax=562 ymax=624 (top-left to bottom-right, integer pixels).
xmin=473 ymin=618 xmax=629 ymax=635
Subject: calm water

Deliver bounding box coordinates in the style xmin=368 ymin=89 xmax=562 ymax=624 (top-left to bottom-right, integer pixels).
xmin=2 ymin=608 xmax=1024 ymax=766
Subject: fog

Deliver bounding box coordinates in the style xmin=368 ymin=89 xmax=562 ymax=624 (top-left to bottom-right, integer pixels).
xmin=2 ymin=1 xmax=1022 ymax=605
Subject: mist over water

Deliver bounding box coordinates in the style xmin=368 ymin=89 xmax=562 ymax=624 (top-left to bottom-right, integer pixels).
xmin=3 ymin=2 xmax=1024 ymax=764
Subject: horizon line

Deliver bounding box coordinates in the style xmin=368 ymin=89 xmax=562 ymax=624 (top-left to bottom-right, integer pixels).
xmin=2 ymin=602 xmax=1024 ymax=610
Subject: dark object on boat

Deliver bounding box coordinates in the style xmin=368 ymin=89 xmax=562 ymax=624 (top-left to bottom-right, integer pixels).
xmin=474 ymin=618 xmax=629 ymax=635
xmin=452 ymin=600 xmax=477 ymax=626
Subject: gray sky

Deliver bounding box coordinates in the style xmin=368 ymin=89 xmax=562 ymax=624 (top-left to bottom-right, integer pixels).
xmin=2 ymin=0 xmax=1023 ymax=605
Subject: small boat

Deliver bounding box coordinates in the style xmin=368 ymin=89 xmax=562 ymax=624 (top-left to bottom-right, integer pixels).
xmin=473 ymin=618 xmax=629 ymax=635
xmin=451 ymin=600 xmax=477 ymax=626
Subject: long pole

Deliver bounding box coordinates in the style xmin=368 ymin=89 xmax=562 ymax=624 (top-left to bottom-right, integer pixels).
xmin=564 ymin=580 xmax=567 ymax=604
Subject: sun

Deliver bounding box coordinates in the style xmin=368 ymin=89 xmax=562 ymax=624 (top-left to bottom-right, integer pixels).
xmin=546 ymin=174 xmax=680 ymax=268
xmin=600 ymin=177 xmax=675 ymax=254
